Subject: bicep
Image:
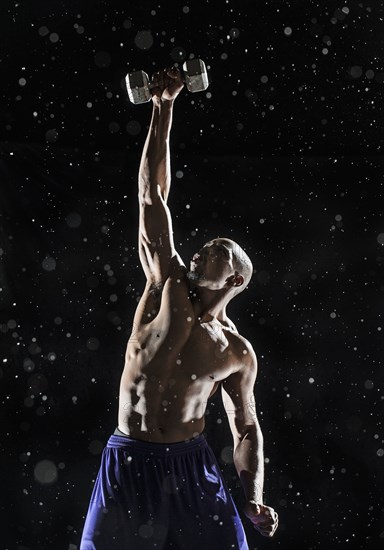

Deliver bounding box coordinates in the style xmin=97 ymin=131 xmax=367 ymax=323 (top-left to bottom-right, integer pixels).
xmin=221 ymin=347 xmax=259 ymax=442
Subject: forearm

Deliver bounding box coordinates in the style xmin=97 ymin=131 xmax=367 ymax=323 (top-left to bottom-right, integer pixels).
xmin=139 ymin=98 xmax=174 ymax=201
xmin=233 ymin=425 xmax=264 ymax=503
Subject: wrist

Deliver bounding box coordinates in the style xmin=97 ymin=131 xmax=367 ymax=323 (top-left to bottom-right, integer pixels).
xmin=152 ymin=96 xmax=175 ymax=109
xmin=246 ymin=498 xmax=264 ymax=506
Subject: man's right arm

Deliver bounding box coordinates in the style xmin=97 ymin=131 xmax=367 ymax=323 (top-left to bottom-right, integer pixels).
xmin=137 ymin=68 xmax=184 ymax=286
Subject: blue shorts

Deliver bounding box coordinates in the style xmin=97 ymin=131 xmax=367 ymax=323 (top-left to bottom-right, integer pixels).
xmin=80 ymin=430 xmax=249 ymax=549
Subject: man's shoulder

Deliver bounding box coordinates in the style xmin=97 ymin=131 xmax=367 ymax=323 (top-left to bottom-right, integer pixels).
xmin=165 ymin=255 xmax=189 ymax=286
xmin=169 ymin=253 xmax=187 ymax=273
xmin=229 ymin=331 xmax=257 ymax=365
xmin=221 ymin=333 xmax=258 ymax=389
xmin=147 ymin=254 xmax=188 ymax=292
xmin=227 ymin=326 xmax=253 ymax=349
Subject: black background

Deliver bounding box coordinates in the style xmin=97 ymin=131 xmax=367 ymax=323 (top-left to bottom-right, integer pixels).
xmin=1 ymin=1 xmax=383 ymax=549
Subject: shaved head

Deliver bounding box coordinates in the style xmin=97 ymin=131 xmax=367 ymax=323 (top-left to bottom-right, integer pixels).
xmin=211 ymin=238 xmax=253 ymax=296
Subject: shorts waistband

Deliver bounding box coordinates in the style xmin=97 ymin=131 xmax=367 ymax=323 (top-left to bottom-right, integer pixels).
xmin=106 ymin=432 xmax=208 ymax=456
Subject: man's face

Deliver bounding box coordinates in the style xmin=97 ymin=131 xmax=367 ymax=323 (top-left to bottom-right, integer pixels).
xmin=187 ymin=238 xmax=236 ymax=290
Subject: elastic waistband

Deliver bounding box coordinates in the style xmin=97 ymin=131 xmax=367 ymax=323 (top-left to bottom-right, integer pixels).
xmin=106 ymin=432 xmax=208 ymax=456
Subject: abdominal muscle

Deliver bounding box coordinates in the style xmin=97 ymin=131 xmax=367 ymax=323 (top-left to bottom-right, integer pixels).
xmin=117 ymin=295 xmax=236 ymax=443
xmin=117 ymin=361 xmax=219 ymax=443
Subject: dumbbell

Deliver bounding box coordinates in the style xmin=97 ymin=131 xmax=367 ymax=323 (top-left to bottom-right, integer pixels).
xmin=125 ymin=59 xmax=209 ymax=104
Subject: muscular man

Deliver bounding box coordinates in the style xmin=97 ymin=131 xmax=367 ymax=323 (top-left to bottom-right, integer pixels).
xmin=80 ymin=67 xmax=278 ymax=550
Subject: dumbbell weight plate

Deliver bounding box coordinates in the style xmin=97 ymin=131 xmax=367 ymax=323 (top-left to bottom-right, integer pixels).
xmin=125 ymin=71 xmax=152 ymax=104
xmin=182 ymin=59 xmax=209 ymax=93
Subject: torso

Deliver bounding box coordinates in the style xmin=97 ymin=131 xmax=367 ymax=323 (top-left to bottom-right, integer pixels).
xmin=118 ymin=259 xmax=246 ymax=442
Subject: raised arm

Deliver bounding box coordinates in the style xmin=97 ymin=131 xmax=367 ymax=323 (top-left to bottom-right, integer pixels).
xmin=138 ymin=68 xmax=185 ymax=286
xmin=221 ymin=342 xmax=278 ymax=537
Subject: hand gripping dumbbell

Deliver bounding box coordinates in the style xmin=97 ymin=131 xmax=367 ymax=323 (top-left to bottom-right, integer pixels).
xmin=125 ymin=59 xmax=209 ymax=104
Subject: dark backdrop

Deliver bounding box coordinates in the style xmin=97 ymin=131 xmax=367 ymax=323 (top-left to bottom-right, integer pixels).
xmin=1 ymin=1 xmax=383 ymax=549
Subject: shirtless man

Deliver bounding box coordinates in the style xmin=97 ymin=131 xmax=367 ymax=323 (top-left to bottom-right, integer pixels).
xmin=80 ymin=67 xmax=278 ymax=550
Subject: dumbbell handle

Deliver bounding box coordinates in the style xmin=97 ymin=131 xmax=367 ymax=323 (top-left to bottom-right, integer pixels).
xmin=126 ymin=59 xmax=209 ymax=104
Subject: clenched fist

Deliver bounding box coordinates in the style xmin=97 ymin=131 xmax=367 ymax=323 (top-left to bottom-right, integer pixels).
xmin=151 ymin=67 xmax=184 ymax=102
xmin=243 ymin=501 xmax=279 ymax=537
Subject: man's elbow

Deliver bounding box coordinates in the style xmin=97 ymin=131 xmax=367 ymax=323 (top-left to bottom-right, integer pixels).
xmin=245 ymin=423 xmax=263 ymax=443
xmin=234 ymin=421 xmax=263 ymax=446
xmin=140 ymin=182 xmax=166 ymax=206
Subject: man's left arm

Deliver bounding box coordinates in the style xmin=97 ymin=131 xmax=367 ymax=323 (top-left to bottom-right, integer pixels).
xmin=221 ymin=342 xmax=278 ymax=537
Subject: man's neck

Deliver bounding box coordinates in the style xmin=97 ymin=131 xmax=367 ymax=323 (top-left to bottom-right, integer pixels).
xmin=189 ymin=284 xmax=230 ymax=322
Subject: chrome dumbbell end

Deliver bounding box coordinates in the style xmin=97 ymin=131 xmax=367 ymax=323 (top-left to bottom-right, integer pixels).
xmin=125 ymin=71 xmax=152 ymax=104
xmin=182 ymin=59 xmax=209 ymax=93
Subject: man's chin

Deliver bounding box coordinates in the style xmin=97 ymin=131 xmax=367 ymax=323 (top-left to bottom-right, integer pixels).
xmin=187 ymin=271 xmax=204 ymax=284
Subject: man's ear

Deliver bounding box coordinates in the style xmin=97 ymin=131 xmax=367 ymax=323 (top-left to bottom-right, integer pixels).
xmin=227 ymin=271 xmax=244 ymax=287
